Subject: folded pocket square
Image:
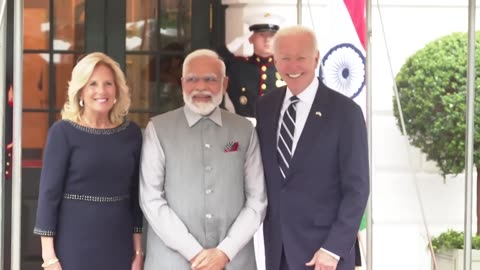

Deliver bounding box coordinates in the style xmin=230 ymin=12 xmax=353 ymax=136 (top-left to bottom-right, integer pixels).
xmin=224 ymin=141 xmax=239 ymax=152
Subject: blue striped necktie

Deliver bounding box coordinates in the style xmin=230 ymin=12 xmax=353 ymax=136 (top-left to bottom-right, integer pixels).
xmin=277 ymin=96 xmax=300 ymax=179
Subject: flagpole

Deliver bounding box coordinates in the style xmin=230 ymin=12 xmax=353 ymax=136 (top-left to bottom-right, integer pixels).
xmin=0 ymin=1 xmax=6 ymax=269
xmin=365 ymin=0 xmax=373 ymax=269
xmin=11 ymin=0 xmax=23 ymax=269
xmin=464 ymin=0 xmax=476 ymax=269
xmin=297 ymin=0 xmax=302 ymax=24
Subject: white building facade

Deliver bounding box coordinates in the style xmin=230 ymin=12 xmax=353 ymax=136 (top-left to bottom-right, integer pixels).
xmin=221 ymin=0 xmax=477 ymax=269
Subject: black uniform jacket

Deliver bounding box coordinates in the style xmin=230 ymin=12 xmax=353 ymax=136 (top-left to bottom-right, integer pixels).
xmin=219 ymin=46 xmax=284 ymax=117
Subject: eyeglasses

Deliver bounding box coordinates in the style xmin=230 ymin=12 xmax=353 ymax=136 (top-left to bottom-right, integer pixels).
xmin=182 ymin=75 xmax=221 ymax=84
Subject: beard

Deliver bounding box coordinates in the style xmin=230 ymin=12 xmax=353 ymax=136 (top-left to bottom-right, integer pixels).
xmin=183 ymin=89 xmax=223 ymax=116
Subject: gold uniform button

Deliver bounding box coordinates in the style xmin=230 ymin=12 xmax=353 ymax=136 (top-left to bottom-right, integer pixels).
xmin=241 ymin=87 xmax=246 ymax=92
xmin=239 ymin=95 xmax=248 ymax=105
xmin=261 ymin=65 xmax=267 ymax=72
xmin=268 ymin=57 xmax=273 ymax=62
xmin=261 ymin=84 xmax=267 ymax=90
xmin=6 ymin=162 xmax=9 ymax=166
xmin=256 ymin=57 xmax=260 ymax=62
xmin=262 ymin=74 xmax=267 ymax=80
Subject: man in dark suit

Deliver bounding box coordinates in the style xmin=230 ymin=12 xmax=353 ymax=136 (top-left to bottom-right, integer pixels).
xmin=255 ymin=25 xmax=369 ymax=270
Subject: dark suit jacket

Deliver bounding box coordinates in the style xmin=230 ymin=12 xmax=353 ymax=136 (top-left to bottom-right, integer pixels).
xmin=255 ymin=80 xmax=369 ymax=270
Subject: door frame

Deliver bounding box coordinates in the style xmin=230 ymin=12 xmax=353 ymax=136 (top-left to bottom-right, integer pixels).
xmin=4 ymin=0 xmax=226 ymax=269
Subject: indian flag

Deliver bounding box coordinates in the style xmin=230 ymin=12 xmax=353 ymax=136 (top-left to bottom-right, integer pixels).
xmin=318 ymin=0 xmax=367 ymax=116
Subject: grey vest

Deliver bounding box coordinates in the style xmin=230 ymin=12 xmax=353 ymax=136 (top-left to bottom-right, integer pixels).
xmin=144 ymin=107 xmax=257 ymax=270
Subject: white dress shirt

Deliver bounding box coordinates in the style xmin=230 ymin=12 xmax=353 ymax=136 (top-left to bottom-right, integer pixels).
xmin=277 ymin=78 xmax=318 ymax=155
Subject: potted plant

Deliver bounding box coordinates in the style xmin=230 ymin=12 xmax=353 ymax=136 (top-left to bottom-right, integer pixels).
xmin=432 ymin=230 xmax=480 ymax=269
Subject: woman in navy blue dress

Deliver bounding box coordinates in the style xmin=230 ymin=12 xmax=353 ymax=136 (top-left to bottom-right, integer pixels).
xmin=34 ymin=52 xmax=144 ymax=270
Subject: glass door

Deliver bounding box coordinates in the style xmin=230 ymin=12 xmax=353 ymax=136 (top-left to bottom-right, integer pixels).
xmin=124 ymin=0 xmax=226 ymax=127
xmin=8 ymin=0 xmax=219 ymax=269
xmin=125 ymin=0 xmax=192 ymax=127
xmin=19 ymin=1 xmax=86 ymax=269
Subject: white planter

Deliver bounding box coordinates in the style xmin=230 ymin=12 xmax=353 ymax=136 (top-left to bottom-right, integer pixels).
xmin=435 ymin=249 xmax=480 ymax=270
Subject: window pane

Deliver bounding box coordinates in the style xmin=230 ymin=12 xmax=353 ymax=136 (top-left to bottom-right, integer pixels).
xmin=126 ymin=0 xmax=192 ymax=51
xmin=128 ymin=112 xmax=151 ymax=129
xmin=156 ymin=52 xmax=184 ymax=113
xmin=126 ymin=54 xmax=155 ymax=111
xmin=159 ymin=0 xmax=192 ymax=51
xmin=22 ymin=113 xmax=49 ymax=166
xmin=24 ymin=0 xmax=50 ymax=50
xmin=54 ymin=0 xmax=85 ymax=51
xmin=23 ymin=54 xmax=49 ymax=109
xmin=126 ymin=0 xmax=158 ymax=51
xmin=54 ymin=53 xmax=78 ymax=109
xmin=126 ymin=53 xmax=184 ymax=115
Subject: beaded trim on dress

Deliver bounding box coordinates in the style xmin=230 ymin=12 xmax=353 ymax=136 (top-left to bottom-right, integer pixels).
xmin=63 ymin=193 xmax=130 ymax=202
xmin=33 ymin=227 xmax=56 ymax=236
xmin=65 ymin=119 xmax=130 ymax=135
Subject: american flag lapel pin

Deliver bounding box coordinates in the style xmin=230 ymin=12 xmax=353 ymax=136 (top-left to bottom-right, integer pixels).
xmin=315 ymin=111 xmax=322 ymax=117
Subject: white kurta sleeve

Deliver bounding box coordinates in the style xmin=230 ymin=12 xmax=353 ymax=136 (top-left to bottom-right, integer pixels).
xmin=217 ymin=127 xmax=267 ymax=259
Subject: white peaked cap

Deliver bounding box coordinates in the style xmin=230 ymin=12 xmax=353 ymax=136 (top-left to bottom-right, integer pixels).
xmin=244 ymin=12 xmax=285 ymax=32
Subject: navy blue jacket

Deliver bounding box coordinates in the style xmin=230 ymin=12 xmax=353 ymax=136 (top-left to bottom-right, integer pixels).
xmin=255 ymin=80 xmax=369 ymax=270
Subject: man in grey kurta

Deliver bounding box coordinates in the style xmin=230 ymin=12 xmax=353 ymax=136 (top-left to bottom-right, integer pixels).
xmin=139 ymin=49 xmax=267 ymax=270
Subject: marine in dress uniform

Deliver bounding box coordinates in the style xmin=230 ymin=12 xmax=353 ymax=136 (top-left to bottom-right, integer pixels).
xmin=219 ymin=12 xmax=286 ymax=117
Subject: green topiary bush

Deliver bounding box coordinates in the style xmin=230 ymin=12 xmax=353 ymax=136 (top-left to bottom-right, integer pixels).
xmin=393 ymin=32 xmax=480 ymax=234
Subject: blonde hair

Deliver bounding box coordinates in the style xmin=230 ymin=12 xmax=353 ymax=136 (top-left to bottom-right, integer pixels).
xmin=61 ymin=52 xmax=131 ymax=125
xmin=182 ymin=49 xmax=226 ymax=77
xmin=273 ymin=25 xmax=319 ymax=56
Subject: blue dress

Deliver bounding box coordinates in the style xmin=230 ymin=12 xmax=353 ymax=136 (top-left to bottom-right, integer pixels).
xmin=34 ymin=120 xmax=143 ymax=270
